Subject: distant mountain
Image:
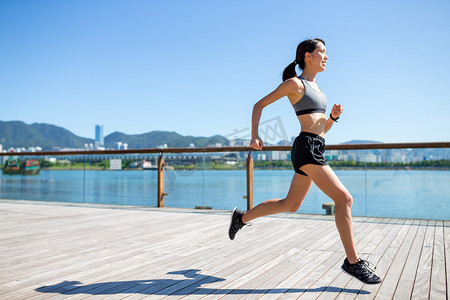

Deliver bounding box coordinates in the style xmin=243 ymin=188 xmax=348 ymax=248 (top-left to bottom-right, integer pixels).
xmin=105 ymin=131 xmax=229 ymax=148
xmin=0 ymin=121 xmax=94 ymax=149
xmin=342 ymin=140 xmax=382 ymax=144
xmin=0 ymin=121 xmax=230 ymax=150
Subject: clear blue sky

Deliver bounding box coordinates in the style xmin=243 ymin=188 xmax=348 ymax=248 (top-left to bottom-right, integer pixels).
xmin=1 ymin=0 xmax=449 ymax=145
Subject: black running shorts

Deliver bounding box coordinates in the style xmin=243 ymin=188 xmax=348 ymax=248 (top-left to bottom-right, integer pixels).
xmin=291 ymin=132 xmax=328 ymax=176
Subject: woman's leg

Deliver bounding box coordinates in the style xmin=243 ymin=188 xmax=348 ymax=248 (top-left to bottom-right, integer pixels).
xmin=242 ymin=173 xmax=313 ymax=223
xmin=301 ymin=164 xmax=358 ymax=264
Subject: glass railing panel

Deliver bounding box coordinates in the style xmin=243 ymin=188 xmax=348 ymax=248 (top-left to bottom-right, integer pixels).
xmin=251 ymin=151 xmax=361 ymax=215
xmin=163 ymin=152 xmax=206 ymax=209
xmin=253 ymin=168 xmax=291 ymax=207
xmin=328 ymin=149 xmax=368 ymax=217
xmin=24 ymin=155 xmax=86 ymax=203
xmin=0 ymin=154 xmax=86 ymax=203
xmin=251 ymin=150 xmax=327 ymax=212
xmin=83 ymin=154 xmax=158 ymax=206
xmin=327 ymin=169 xmax=367 ymax=216
xmin=163 ymin=151 xmax=247 ymax=210
xmin=252 ymin=150 xmax=333 ymax=215
xmin=0 ymin=154 xmax=25 ymax=200
xmin=202 ymin=152 xmax=246 ymax=210
xmin=365 ymin=148 xmax=450 ymax=220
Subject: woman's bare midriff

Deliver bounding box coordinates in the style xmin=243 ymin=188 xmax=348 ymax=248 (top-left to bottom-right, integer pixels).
xmin=298 ymin=113 xmax=327 ymax=137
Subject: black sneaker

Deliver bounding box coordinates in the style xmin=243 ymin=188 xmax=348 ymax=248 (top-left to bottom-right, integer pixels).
xmin=341 ymin=258 xmax=382 ymax=284
xmin=228 ymin=208 xmax=249 ymax=240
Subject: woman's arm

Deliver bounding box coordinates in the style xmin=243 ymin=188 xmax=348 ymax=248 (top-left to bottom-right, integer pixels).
xmin=324 ymin=104 xmax=344 ymax=133
xmin=250 ymin=79 xmax=299 ymax=150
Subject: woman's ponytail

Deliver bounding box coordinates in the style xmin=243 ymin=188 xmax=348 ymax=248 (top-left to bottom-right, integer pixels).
xmin=282 ymin=38 xmax=326 ymax=82
xmin=282 ymin=61 xmax=298 ymax=82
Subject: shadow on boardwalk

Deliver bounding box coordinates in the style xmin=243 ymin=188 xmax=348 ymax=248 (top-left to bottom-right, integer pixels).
xmin=36 ymin=269 xmax=370 ymax=296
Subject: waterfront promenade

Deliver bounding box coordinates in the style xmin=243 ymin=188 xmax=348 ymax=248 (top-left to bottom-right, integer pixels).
xmin=0 ymin=200 xmax=448 ymax=299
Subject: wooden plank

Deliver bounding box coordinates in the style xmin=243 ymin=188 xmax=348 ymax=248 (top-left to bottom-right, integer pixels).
xmin=297 ymin=254 xmax=347 ymax=300
xmin=352 ymin=218 xmax=412 ymax=299
xmin=445 ymin=220 xmax=450 ymax=300
xmin=392 ymin=219 xmax=428 ymax=300
xmin=373 ymin=219 xmax=420 ymax=299
xmin=411 ymin=220 xmax=435 ymax=299
xmin=429 ymin=220 xmax=447 ymax=299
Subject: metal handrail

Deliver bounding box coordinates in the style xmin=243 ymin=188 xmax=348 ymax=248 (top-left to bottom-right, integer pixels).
xmin=1 ymin=142 xmax=449 ymax=156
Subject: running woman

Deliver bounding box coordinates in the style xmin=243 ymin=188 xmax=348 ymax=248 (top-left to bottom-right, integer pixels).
xmin=228 ymin=38 xmax=381 ymax=285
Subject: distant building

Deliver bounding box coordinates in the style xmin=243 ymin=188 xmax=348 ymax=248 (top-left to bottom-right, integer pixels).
xmin=256 ymin=153 xmax=267 ymax=161
xmin=95 ymin=125 xmax=104 ymax=146
xmin=365 ymin=153 xmax=379 ymax=163
xmin=272 ymin=151 xmax=288 ymax=160
xmin=229 ymin=139 xmax=247 ymax=146
xmin=114 ymin=142 xmax=128 ymax=150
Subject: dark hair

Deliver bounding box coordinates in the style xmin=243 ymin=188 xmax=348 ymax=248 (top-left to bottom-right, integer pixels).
xmin=282 ymin=38 xmax=326 ymax=81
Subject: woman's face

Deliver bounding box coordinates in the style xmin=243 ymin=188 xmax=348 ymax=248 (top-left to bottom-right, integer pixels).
xmin=306 ymin=42 xmax=328 ymax=72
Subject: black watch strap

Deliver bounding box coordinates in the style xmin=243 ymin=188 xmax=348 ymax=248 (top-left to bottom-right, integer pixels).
xmin=330 ymin=114 xmax=339 ymax=122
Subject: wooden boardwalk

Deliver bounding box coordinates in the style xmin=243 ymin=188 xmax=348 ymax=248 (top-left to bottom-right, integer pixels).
xmin=0 ymin=200 xmax=448 ymax=299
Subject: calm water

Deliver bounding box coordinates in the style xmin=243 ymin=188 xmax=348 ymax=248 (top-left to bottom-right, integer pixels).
xmin=0 ymin=169 xmax=449 ymax=220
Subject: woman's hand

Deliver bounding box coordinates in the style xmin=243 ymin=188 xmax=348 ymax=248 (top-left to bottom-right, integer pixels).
xmin=331 ymin=104 xmax=344 ymax=119
xmin=249 ymin=136 xmax=264 ymax=150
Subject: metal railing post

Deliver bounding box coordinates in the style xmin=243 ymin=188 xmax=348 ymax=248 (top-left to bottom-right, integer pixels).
xmin=157 ymin=153 xmax=166 ymax=207
xmin=246 ymin=151 xmax=253 ymax=210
